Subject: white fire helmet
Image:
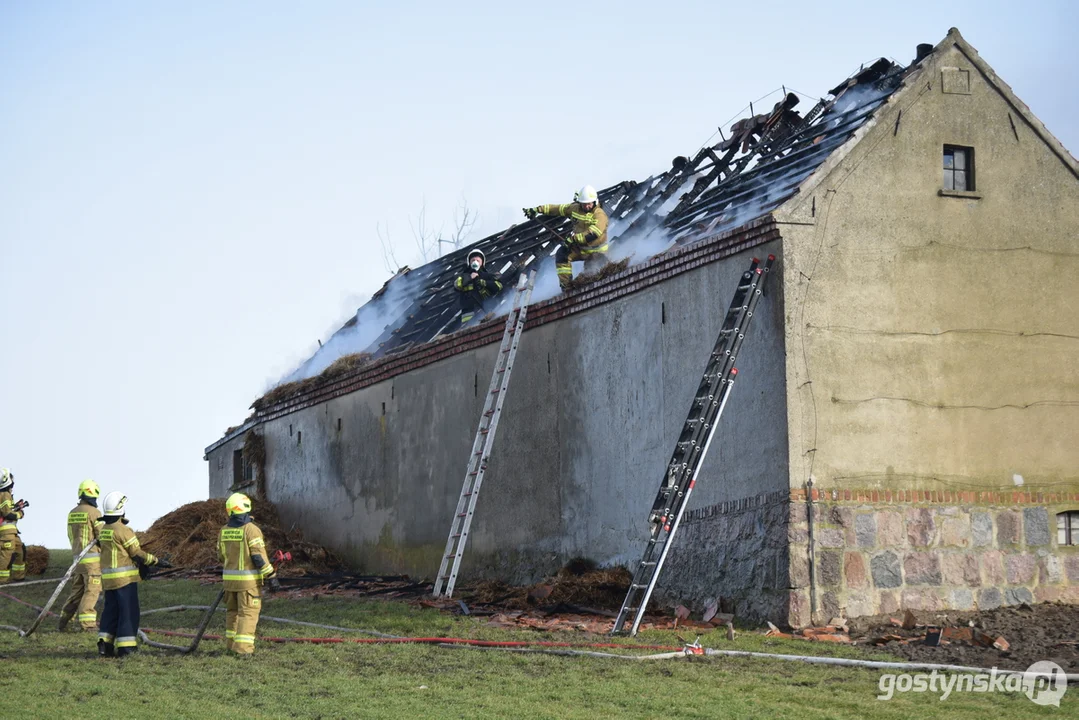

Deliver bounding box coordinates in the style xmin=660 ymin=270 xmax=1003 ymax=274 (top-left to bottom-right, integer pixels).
xmin=575 ymin=185 xmax=598 ymax=205
xmin=103 ymin=491 xmax=128 ymax=516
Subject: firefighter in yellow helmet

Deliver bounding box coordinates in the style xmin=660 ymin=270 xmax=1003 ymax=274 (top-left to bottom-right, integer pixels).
xmin=98 ymin=491 xmax=169 ymax=657
xmin=0 ymin=468 xmax=28 ymax=584
xmin=524 ymin=185 xmax=609 ymax=290
xmin=58 ymin=480 xmax=105 ymax=631
xmin=219 ymin=493 xmax=280 ymax=655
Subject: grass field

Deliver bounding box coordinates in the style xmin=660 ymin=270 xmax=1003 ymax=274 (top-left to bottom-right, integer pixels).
xmin=0 ymin=550 xmax=1072 ymax=719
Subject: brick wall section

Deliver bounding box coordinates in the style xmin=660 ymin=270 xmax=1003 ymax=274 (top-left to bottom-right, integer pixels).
xmin=784 ymin=488 xmax=1079 ymax=626
xmin=205 ymin=217 xmax=782 ymax=453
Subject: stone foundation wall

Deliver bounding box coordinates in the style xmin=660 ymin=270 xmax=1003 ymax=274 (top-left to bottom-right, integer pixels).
xmin=661 ymin=489 xmax=791 ymax=623
xmin=785 ymin=488 xmax=1079 ymax=627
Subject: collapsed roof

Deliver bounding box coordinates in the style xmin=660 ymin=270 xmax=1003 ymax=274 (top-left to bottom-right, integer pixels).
xmin=293 ymin=53 xmax=918 ymax=372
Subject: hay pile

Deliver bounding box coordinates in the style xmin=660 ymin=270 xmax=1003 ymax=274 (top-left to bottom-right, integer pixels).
xmin=24 ymin=545 xmax=49 ymax=576
xmin=469 ymin=559 xmax=631 ymax=610
xmin=139 ymin=499 xmax=342 ymax=575
xmin=251 ymin=352 xmax=373 ymax=411
xmin=566 ymin=257 xmax=630 ymax=290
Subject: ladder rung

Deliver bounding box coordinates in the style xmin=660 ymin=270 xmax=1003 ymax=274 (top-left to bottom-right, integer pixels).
xmin=457 ymin=513 xmax=468 ymax=518
xmin=490 ymin=388 xmax=501 ymax=394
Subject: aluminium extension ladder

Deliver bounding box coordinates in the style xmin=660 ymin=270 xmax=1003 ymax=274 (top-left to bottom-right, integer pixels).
xmin=433 ymin=270 xmax=537 ymax=598
xmin=612 ymin=254 xmax=776 ymax=635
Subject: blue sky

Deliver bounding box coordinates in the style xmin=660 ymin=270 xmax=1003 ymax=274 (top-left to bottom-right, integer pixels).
xmin=1 ymin=1 xmax=1075 ymax=546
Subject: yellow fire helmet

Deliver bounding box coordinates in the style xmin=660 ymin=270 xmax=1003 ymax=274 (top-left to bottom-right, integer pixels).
xmin=78 ymin=479 xmax=101 ymax=498
xmin=226 ymin=492 xmax=252 ymax=516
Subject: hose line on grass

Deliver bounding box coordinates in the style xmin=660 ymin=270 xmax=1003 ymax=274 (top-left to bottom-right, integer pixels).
xmin=7 ymin=591 xmax=1078 ymax=682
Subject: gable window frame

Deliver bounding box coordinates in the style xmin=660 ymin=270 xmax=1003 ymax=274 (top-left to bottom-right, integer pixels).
xmin=943 ymin=145 xmax=975 ymax=192
xmin=1058 ymin=511 xmax=1079 ymax=546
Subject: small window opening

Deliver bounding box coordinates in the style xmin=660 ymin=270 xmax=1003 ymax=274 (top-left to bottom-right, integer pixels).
xmin=943 ymin=145 xmax=975 ymax=191
xmin=297 ymin=430 xmax=302 ymax=445
xmin=1058 ymin=511 xmax=1079 ymax=546
xmin=337 ymin=418 xmax=342 ymax=432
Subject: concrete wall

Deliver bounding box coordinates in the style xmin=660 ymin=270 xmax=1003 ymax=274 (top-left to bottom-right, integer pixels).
xmin=208 ymin=240 xmax=790 ymax=616
xmin=775 ymin=33 xmax=1079 ymax=621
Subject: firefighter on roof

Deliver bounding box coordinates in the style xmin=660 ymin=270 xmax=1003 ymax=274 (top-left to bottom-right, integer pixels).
xmin=98 ymin=491 xmax=169 ymax=656
xmin=524 ymin=185 xmax=609 ymax=290
xmin=453 ymin=249 xmax=504 ymax=325
xmin=0 ymin=468 xmax=27 ymax=584
xmin=58 ymin=479 xmax=104 ymax=631
xmin=219 ymin=492 xmax=280 ymax=655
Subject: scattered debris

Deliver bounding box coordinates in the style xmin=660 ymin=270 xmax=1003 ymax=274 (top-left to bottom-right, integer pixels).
xmin=468 ymin=563 xmax=633 ymax=611
xmin=849 ymin=603 xmax=1079 ymax=671
xmin=139 ymin=499 xmax=343 ymax=575
xmin=24 ymin=545 xmax=49 ymax=576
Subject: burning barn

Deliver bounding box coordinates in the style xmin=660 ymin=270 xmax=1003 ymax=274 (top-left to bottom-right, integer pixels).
xmin=206 ymin=29 xmax=1079 ymax=626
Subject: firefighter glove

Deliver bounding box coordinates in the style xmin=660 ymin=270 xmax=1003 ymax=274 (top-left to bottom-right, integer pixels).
xmin=523 ymin=207 xmax=537 ymax=220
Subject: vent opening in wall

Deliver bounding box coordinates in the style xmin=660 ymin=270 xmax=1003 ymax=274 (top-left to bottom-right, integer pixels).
xmin=661 ymin=302 xmax=666 ymax=324
xmin=297 ymin=431 xmax=302 ymax=445
xmin=381 ymin=402 xmax=386 ymax=416
xmin=337 ymin=418 xmax=342 ymax=432
xmin=289 ymin=424 xmax=293 ymax=437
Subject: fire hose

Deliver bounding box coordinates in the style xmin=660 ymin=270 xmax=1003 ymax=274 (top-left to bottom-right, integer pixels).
xmin=4 ymin=589 xmax=1079 ymax=680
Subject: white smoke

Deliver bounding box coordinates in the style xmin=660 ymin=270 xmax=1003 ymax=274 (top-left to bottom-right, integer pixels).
xmin=276 ymin=270 xmax=425 ymax=384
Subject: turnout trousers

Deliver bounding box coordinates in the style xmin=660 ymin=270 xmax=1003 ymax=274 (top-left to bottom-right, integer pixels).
xmin=99 ymin=583 xmax=140 ymax=650
xmin=225 ymin=589 xmax=262 ymax=654
xmin=61 ymin=572 xmax=102 ymax=629
xmin=0 ymin=533 xmax=25 ymax=583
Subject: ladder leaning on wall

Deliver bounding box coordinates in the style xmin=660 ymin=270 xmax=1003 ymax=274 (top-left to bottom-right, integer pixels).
xmin=612 ymin=254 xmax=776 ymax=635
xmin=433 ymin=270 xmax=537 ymax=598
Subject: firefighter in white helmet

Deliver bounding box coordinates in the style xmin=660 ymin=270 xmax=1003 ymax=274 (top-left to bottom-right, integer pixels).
xmin=453 ymin=248 xmax=504 ymax=326
xmin=524 ymin=185 xmax=609 ymax=290
xmin=0 ymin=468 xmax=28 ymax=584
xmin=219 ymin=492 xmax=280 ymax=654
xmin=58 ymin=479 xmax=105 ymax=631
xmin=97 ymin=491 xmax=169 ymax=656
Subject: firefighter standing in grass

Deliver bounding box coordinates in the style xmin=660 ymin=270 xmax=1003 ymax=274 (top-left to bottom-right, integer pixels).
xmin=0 ymin=468 xmax=28 ymax=584
xmin=453 ymin=249 xmax=503 ymax=325
xmin=98 ymin=491 xmax=168 ymax=657
xmin=524 ymin=185 xmax=609 ymax=291
xmin=58 ymin=480 xmax=104 ymax=631
xmin=219 ymin=493 xmax=280 ymax=655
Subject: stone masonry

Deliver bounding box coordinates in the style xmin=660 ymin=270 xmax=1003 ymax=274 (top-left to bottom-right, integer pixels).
xmin=785 ymin=488 xmax=1079 ymax=627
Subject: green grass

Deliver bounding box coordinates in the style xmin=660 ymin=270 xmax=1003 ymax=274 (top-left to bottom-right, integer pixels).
xmin=0 ymin=551 xmax=1072 ymax=719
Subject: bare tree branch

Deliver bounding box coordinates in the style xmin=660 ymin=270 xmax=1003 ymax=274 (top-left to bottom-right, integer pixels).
xmin=376 ymin=222 xmax=401 ymax=275
xmin=446 ymin=198 xmax=478 ymax=254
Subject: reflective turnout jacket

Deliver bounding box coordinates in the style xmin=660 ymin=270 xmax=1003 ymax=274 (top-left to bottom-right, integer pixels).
xmin=0 ymin=491 xmax=22 ymax=535
xmin=535 ymin=202 xmax=609 ymax=250
xmin=67 ymin=502 xmax=103 ymax=574
xmin=100 ymin=521 xmax=156 ymax=590
xmin=218 ymin=521 xmax=274 ymax=591
xmin=453 ymin=268 xmax=502 ymax=297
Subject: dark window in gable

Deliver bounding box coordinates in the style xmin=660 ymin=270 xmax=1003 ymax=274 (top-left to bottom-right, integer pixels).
xmin=943 ymin=145 xmax=975 ymax=191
